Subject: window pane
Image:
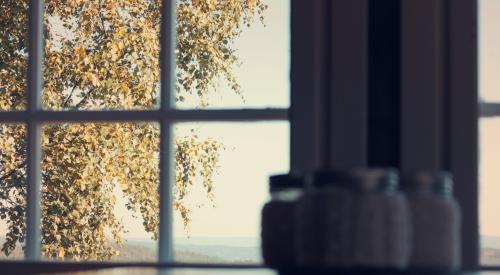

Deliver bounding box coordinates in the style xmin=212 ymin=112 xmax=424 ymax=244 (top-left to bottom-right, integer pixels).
xmin=480 ymin=118 xmax=500 ymax=265
xmin=0 ymin=124 xmax=26 ymax=260
xmin=43 ymin=2 xmax=161 ymax=110
xmin=175 ymin=0 xmax=290 ymax=110
xmin=0 ymin=2 xmax=28 ymax=111
xmin=41 ymin=122 xmax=159 ymax=262
xmin=479 ymin=0 xmax=500 ymax=103
xmin=172 ymin=122 xmax=289 ymax=263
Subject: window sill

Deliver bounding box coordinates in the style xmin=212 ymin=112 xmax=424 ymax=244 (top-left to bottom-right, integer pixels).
xmin=1 ymin=261 xmax=499 ymax=275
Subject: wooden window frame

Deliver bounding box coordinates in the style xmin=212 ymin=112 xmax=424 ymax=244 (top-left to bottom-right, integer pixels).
xmin=401 ymin=0 xmax=480 ymax=270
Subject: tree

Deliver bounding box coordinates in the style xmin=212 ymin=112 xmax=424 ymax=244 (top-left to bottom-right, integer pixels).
xmin=0 ymin=0 xmax=267 ymax=260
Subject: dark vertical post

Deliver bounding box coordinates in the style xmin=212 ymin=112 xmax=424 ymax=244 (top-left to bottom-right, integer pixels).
xmin=400 ymin=0 xmax=446 ymax=174
xmin=329 ymin=0 xmax=369 ymax=169
xmin=448 ymin=0 xmax=479 ymax=269
xmin=290 ymin=0 xmax=330 ymax=173
xmin=367 ymin=0 xmax=401 ymax=168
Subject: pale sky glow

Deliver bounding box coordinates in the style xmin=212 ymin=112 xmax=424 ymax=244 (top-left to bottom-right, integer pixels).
xmin=479 ymin=118 xmax=500 ymax=237
xmin=480 ymin=0 xmax=500 ymax=103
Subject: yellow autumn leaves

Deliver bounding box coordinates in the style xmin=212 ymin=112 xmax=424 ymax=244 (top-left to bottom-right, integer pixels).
xmin=0 ymin=0 xmax=266 ymax=261
xmin=176 ymin=0 xmax=267 ymax=106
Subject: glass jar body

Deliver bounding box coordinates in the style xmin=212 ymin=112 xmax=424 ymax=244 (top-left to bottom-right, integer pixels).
xmin=407 ymin=194 xmax=461 ymax=270
xmin=295 ymin=187 xmax=411 ymax=268
xmin=351 ymin=191 xmax=411 ymax=268
xmin=261 ymin=188 xmax=302 ymax=267
xmin=295 ymin=186 xmax=354 ymax=267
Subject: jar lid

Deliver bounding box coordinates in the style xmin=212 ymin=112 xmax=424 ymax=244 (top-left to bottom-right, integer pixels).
xmin=349 ymin=168 xmax=399 ymax=192
xmin=402 ymin=171 xmax=453 ymax=196
xmin=269 ymin=174 xmax=304 ymax=192
xmin=311 ymin=169 xmax=353 ymax=188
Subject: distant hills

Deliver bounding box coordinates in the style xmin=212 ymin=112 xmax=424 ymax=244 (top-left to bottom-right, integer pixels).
xmin=0 ymin=236 xmax=261 ymax=263
xmin=126 ymin=237 xmax=261 ymax=263
xmin=481 ymin=235 xmax=500 ymax=250
xmin=481 ymin=235 xmax=500 ymax=265
xmin=4 ymin=235 xmax=499 ymax=265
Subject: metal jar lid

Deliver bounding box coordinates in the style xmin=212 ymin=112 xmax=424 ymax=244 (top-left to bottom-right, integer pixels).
xmin=269 ymin=174 xmax=304 ymax=193
xmin=401 ymin=171 xmax=453 ymax=196
xmin=349 ymin=168 xmax=399 ymax=193
xmin=311 ymin=169 xmax=353 ymax=188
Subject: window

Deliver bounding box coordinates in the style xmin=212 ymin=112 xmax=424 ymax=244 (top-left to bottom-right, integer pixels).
xmin=479 ymin=0 xmax=500 ymax=266
xmin=0 ymin=0 xmax=289 ymax=263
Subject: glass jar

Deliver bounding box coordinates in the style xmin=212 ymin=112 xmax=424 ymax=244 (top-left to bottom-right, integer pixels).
xmin=404 ymin=172 xmax=461 ymax=271
xmin=261 ymin=174 xmax=304 ymax=268
xmin=295 ymin=170 xmax=354 ymax=267
xmin=349 ymin=168 xmax=411 ymax=268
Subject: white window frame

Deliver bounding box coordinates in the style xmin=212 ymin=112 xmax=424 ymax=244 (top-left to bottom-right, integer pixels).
xmin=0 ymin=0 xmax=289 ymax=263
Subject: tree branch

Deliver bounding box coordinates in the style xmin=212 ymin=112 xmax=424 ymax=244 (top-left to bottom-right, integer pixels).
xmin=73 ymin=88 xmax=95 ymax=109
xmin=62 ymin=80 xmax=80 ymax=108
xmin=98 ymin=0 xmax=109 ymax=41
